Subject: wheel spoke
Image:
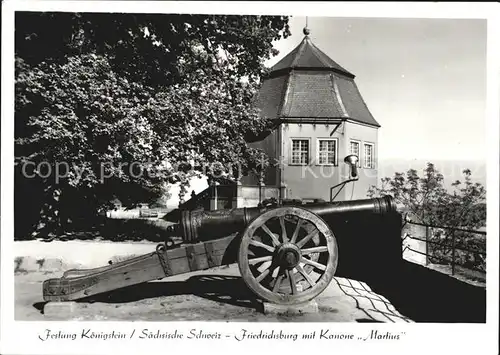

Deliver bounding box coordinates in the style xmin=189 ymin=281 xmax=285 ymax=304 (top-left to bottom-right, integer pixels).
xmin=271 ymin=266 xmax=280 ymax=278
xmin=301 ymin=246 xmax=328 ymax=255
xmin=272 ymin=269 xmax=285 ymax=292
xmin=301 ymin=256 xmax=327 ymax=271
xmin=248 ymin=255 xmax=273 ymax=265
xmin=250 ymin=239 xmax=275 ymax=253
xmin=290 ymin=218 xmax=304 ymax=243
xmin=255 ymin=268 xmax=271 ymax=283
xmin=257 ymin=260 xmax=272 ymax=273
xmin=296 ymin=230 xmax=319 ymax=248
xmin=279 ymin=216 xmax=288 ymax=243
xmin=296 ymin=264 xmax=316 ymax=287
xmin=239 ymin=206 xmax=337 ymax=305
xmin=286 ymin=269 xmax=297 ymax=295
xmin=260 ymin=224 xmax=281 ymax=247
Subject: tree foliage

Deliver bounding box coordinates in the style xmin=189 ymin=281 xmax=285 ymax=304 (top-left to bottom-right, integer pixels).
xmin=367 ymin=163 xmax=486 ymax=229
xmin=15 ymin=12 xmax=290 ymax=238
xmin=368 ymin=163 xmax=486 ymax=271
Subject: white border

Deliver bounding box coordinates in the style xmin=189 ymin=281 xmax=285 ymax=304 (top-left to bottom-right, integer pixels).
xmin=485 ymin=6 xmax=500 ymax=335
xmin=2 ymin=2 xmax=499 ymax=355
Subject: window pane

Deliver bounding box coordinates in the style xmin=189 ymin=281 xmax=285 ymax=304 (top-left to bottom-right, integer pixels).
xmin=327 ymin=152 xmax=335 ymax=164
xmin=364 ymin=144 xmax=373 ymax=168
xmin=291 ymin=139 xmax=309 ymax=164
xmin=319 ymin=152 xmax=326 ymax=164
xmin=318 ymin=139 xmax=336 ymax=164
xmin=350 ymin=141 xmax=359 ymax=156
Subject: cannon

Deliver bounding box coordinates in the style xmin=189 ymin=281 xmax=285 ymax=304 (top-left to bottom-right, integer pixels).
xmin=42 ymin=156 xmax=403 ymax=305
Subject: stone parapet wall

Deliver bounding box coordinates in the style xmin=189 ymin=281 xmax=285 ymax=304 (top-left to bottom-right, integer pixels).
xmin=401 ymin=222 xmax=428 ymax=265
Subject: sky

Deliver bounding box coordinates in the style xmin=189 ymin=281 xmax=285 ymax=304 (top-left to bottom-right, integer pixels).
xmin=169 ymin=16 xmax=488 ymax=203
xmin=265 ymin=17 xmax=487 ymax=163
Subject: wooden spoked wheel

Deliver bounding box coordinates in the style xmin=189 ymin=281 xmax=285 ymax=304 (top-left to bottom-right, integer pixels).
xmin=238 ymin=206 xmax=338 ymax=305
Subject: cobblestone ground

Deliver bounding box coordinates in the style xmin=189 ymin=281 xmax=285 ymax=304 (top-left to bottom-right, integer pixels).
xmin=15 ymin=264 xmax=413 ymax=323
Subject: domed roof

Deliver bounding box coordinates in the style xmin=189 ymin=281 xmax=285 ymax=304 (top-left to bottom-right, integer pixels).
xmin=270 ymin=35 xmax=354 ymax=78
xmin=257 ymin=33 xmax=380 ymax=127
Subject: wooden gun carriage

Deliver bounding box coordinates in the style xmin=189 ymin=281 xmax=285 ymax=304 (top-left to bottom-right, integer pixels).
xmin=43 ymin=156 xmax=403 ymax=306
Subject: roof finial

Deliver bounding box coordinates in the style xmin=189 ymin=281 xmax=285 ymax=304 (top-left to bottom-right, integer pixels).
xmin=303 ymin=16 xmax=310 ymax=36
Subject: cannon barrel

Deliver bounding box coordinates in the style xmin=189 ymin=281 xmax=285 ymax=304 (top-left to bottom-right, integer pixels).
xmin=169 ymin=196 xmax=397 ymax=243
xmin=45 ymin=195 xmax=401 ymax=302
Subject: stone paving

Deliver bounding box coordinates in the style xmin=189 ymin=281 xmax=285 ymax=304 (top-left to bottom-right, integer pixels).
xmin=15 ymin=264 xmax=413 ymax=323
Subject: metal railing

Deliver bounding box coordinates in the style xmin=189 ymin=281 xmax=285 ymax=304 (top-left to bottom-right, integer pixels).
xmin=402 ymin=220 xmax=486 ymax=277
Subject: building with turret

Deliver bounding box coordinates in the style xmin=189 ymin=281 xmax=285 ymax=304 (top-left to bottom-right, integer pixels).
xmin=183 ymin=27 xmax=380 ymax=210
xmin=239 ymin=27 xmax=380 ymax=204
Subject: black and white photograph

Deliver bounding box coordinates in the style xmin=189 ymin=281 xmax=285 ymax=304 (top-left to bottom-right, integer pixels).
xmin=1 ymin=1 xmax=499 ymax=355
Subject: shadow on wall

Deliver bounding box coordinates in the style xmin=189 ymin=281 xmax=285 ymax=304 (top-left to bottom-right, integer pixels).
xmin=366 ymin=260 xmax=486 ymax=323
